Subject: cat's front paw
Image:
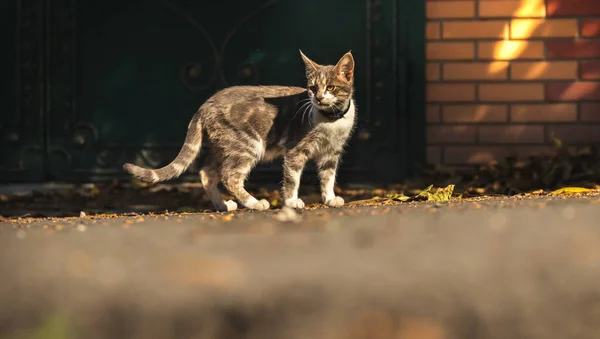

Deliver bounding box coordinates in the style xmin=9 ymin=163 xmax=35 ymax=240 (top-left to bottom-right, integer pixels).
xmin=284 ymin=198 xmax=305 ymax=209
xmin=215 ymin=199 xmax=238 ymax=212
xmin=324 ymin=196 xmax=344 ymax=207
xmin=245 ymin=198 xmax=270 ymax=211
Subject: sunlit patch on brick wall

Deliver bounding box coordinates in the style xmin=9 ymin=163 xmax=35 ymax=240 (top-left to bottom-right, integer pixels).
xmin=426 ymin=0 xmax=600 ymax=165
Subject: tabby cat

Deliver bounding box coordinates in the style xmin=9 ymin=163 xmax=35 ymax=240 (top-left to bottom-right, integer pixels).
xmin=123 ymin=50 xmax=356 ymax=211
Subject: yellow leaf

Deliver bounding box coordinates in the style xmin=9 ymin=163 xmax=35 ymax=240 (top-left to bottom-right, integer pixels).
xmin=387 ymin=193 xmax=410 ymax=202
xmin=551 ymin=187 xmax=593 ymax=195
xmin=418 ymin=184 xmax=455 ymax=202
xmin=418 ymin=185 xmax=434 ymax=198
xmin=431 ymin=185 xmax=455 ymax=202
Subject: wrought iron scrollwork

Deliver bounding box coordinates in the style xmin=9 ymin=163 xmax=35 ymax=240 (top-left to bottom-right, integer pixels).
xmin=5 ymin=0 xmax=417 ymax=183
xmin=163 ymin=0 xmax=278 ymax=90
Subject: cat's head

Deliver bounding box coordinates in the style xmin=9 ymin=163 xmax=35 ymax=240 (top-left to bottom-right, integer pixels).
xmin=299 ymin=50 xmax=355 ymax=111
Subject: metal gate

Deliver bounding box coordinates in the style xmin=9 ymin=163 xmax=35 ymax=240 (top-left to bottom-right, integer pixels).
xmin=0 ymin=0 xmax=425 ymax=184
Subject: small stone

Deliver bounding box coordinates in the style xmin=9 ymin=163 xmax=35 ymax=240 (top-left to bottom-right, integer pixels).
xmin=80 ymin=211 xmax=86 ymax=218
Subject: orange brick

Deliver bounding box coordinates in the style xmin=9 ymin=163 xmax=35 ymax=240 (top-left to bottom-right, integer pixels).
xmin=427 ymin=22 xmax=441 ymax=40
xmin=443 ymin=104 xmax=508 ymax=122
xmin=510 ymin=61 xmax=578 ymax=80
xmin=479 ymin=83 xmax=544 ymax=101
xmin=581 ymin=103 xmax=600 ymax=122
xmin=427 ymin=146 xmax=442 ymax=164
xmin=443 ymin=62 xmax=508 ymax=80
xmin=427 ymin=1 xmax=475 ymax=19
xmin=546 ymin=82 xmax=600 ymax=101
xmin=427 ymin=42 xmax=474 ymax=60
xmin=581 ymin=61 xmax=600 ymax=80
xmin=581 ymin=19 xmax=600 ymax=37
xmin=427 ymin=125 xmax=477 ymax=144
xmin=479 ymin=0 xmax=545 ymax=18
xmin=478 ymin=41 xmax=544 ymax=60
xmin=427 ymin=63 xmax=441 ymax=81
xmin=478 ymin=125 xmax=545 ymax=143
xmin=510 ymin=19 xmax=578 ymax=39
xmin=511 ymin=104 xmax=577 ymax=122
xmin=427 ymin=104 xmax=441 ymax=123
xmin=427 ymin=84 xmax=476 ymax=102
xmin=443 ymin=21 xmax=508 ymax=39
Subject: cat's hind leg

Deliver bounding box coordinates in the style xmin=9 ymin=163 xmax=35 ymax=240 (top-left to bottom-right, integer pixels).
xmin=220 ymin=158 xmax=270 ymax=211
xmin=200 ymin=160 xmax=237 ymax=212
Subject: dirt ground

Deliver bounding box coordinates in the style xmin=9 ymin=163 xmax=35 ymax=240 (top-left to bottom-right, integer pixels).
xmin=3 ymin=189 xmax=600 ymax=339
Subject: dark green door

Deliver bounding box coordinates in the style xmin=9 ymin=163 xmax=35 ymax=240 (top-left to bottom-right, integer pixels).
xmin=2 ymin=0 xmax=424 ymax=184
xmin=1 ymin=0 xmax=46 ymax=181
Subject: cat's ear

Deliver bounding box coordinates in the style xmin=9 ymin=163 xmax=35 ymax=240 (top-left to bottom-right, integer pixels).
xmin=299 ymin=50 xmax=319 ymax=72
xmin=334 ymin=51 xmax=354 ymax=81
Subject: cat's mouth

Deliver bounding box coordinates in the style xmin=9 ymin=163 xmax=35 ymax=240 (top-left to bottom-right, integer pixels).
xmin=311 ymin=99 xmax=335 ymax=111
xmin=312 ymin=102 xmax=329 ymax=110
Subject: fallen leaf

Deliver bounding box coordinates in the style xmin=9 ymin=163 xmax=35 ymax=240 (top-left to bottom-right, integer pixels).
xmin=387 ymin=193 xmax=411 ymax=202
xmin=418 ymin=184 xmax=455 ymax=202
xmin=418 ymin=185 xmax=434 ymax=199
xmin=550 ymin=187 xmax=594 ymax=195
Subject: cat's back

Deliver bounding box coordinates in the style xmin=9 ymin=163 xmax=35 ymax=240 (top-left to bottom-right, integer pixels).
xmin=208 ymin=85 xmax=306 ymax=103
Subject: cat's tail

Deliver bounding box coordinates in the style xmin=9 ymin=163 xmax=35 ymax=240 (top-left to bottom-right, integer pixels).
xmin=123 ymin=112 xmax=203 ymax=183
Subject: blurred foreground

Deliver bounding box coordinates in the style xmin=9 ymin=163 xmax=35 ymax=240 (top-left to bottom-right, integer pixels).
xmin=2 ymin=195 xmax=600 ymax=339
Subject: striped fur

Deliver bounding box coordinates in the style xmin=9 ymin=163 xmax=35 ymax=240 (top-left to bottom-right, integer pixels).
xmin=123 ymin=113 xmax=202 ymax=183
xmin=123 ymin=51 xmax=356 ymax=211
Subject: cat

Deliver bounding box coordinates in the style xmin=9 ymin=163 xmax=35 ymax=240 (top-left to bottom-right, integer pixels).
xmin=123 ymin=50 xmax=357 ymax=211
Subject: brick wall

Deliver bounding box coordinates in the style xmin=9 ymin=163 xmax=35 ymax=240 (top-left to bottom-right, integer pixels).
xmin=425 ymin=0 xmax=600 ymax=165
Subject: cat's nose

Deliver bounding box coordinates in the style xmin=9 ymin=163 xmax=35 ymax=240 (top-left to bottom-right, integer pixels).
xmin=316 ymin=95 xmax=324 ymax=104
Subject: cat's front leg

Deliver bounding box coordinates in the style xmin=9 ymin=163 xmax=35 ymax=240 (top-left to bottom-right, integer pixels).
xmin=282 ymin=150 xmax=310 ymax=209
xmin=316 ymin=153 xmax=344 ymax=207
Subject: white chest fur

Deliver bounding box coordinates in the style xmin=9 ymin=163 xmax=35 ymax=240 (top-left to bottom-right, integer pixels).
xmin=311 ymin=100 xmax=356 ymax=152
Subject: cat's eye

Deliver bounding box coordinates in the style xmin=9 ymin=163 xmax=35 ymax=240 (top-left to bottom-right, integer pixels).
xmin=308 ymin=86 xmax=317 ymax=92
xmin=326 ymin=85 xmax=335 ymax=91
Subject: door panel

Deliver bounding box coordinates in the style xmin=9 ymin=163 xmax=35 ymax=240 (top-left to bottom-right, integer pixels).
xmin=2 ymin=0 xmax=424 ymax=184
xmin=0 ymin=0 xmax=46 ymax=182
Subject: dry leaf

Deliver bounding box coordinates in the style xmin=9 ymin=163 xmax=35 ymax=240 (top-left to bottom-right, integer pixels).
xmin=550 ymin=187 xmax=594 ymax=195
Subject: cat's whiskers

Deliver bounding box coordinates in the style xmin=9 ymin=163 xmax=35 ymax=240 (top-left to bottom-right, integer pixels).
xmin=301 ymin=103 xmax=313 ymax=127
xmin=293 ymin=101 xmax=312 ymax=121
